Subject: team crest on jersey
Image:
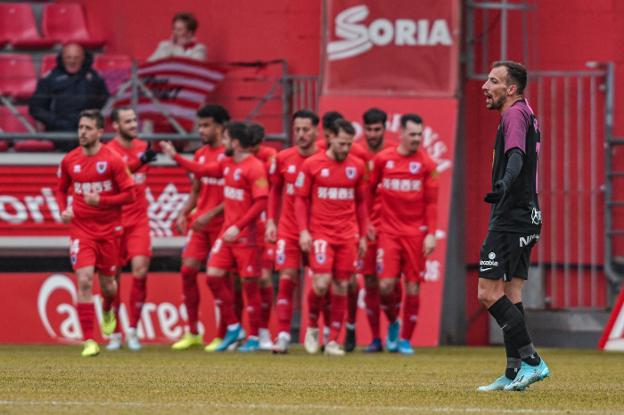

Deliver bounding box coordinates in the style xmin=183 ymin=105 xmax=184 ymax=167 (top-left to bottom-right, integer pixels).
xmin=233 ymin=168 xmax=242 ymax=181
xmin=385 ymin=160 xmax=395 ymax=169
xmin=321 ymin=168 xmax=330 ymax=177
xmin=409 ymin=162 xmax=421 ymax=174
xmin=345 ymin=166 xmax=356 ymax=179
xmin=287 ymin=165 xmax=296 ymax=173
xmin=73 ymin=164 xmax=81 ymax=173
xmin=96 ymin=161 xmax=108 ymax=174
xmin=316 ymin=252 xmax=326 ymax=265
xmin=199 ymin=156 xmax=206 ymax=163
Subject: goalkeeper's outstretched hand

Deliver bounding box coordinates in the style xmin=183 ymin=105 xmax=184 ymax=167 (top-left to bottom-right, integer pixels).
xmin=484 ymin=180 xmax=507 ymax=204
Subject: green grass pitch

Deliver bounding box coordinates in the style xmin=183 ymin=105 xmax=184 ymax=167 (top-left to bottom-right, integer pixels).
xmin=1 ymin=345 xmax=623 ymax=414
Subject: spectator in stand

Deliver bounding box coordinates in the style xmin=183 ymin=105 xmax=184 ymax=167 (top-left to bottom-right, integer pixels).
xmin=29 ymin=43 xmax=109 ymax=151
xmin=148 ymin=12 xmax=207 ymax=62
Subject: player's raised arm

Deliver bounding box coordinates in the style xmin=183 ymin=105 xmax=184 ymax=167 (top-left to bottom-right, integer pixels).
xmin=160 ymin=140 xmax=222 ymax=178
xmin=231 ymin=166 xmax=269 ymax=232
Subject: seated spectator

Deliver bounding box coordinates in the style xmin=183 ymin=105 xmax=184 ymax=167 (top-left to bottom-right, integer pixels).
xmin=148 ymin=12 xmax=206 ymax=62
xmin=29 ymin=43 xmax=109 ymax=151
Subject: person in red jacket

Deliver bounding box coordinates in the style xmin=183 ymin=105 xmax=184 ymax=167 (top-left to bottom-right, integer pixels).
xmin=161 ymin=122 xmax=269 ymax=352
xmin=105 ymin=107 xmax=157 ymax=352
xmin=370 ymin=113 xmax=438 ymax=355
xmin=56 ymin=109 xmax=135 ymax=357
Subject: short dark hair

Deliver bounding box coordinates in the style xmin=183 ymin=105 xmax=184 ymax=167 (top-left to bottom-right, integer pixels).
xmin=226 ymin=122 xmax=253 ymax=148
xmin=110 ymin=107 xmax=134 ymax=123
xmin=322 ymin=111 xmax=343 ymax=131
xmin=330 ymin=119 xmax=356 ymax=137
xmin=363 ymin=108 xmax=387 ymax=125
xmin=79 ymin=109 xmax=104 ymax=129
xmin=173 ymin=12 xmax=198 ymax=34
xmin=248 ymin=122 xmax=265 ymax=146
xmin=292 ymin=109 xmax=319 ymax=126
xmin=400 ymin=113 xmax=423 ymax=128
xmin=492 ymin=60 xmax=528 ymax=95
xmin=196 ymin=104 xmax=230 ymax=125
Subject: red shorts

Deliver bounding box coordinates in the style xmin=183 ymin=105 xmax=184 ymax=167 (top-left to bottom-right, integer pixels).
xmin=259 ymin=243 xmax=275 ymax=270
xmin=70 ymin=228 xmax=122 ymax=275
xmin=182 ymin=228 xmax=221 ymax=262
xmin=358 ymin=240 xmax=377 ymax=275
xmin=275 ymin=236 xmax=303 ymax=271
xmin=118 ymin=220 xmax=152 ymax=266
xmin=377 ymin=233 xmax=424 ymax=283
xmin=309 ymin=237 xmax=357 ymax=280
xmin=207 ymin=239 xmax=259 ymax=278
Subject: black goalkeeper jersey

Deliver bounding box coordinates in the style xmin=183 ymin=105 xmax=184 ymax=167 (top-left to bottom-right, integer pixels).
xmin=488 ymin=99 xmax=542 ymax=234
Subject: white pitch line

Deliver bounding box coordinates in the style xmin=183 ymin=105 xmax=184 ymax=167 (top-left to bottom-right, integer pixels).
xmin=0 ymin=400 xmax=621 ymax=415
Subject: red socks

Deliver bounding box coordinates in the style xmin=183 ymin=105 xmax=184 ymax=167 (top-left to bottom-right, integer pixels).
xmin=307 ymin=289 xmax=323 ymax=328
xmin=181 ymin=265 xmax=200 ymax=334
xmin=347 ymin=282 xmax=358 ymax=326
xmin=365 ymin=283 xmax=381 ymax=339
xmin=243 ymin=280 xmax=261 ymax=337
xmin=401 ymin=294 xmax=420 ymax=341
xmin=260 ymin=284 xmax=273 ymax=329
xmin=276 ymin=278 xmax=295 ymax=334
xmin=322 ymin=289 xmax=331 ymax=327
xmin=206 ymin=277 xmax=227 ymax=338
xmin=329 ymin=292 xmax=347 ymax=342
xmin=78 ymin=302 xmax=95 ymax=340
xmin=208 ymin=277 xmax=238 ymax=327
xmin=129 ymin=277 xmax=147 ymax=328
xmin=380 ymin=289 xmax=398 ymax=323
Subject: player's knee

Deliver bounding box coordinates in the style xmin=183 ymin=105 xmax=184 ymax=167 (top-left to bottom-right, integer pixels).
xmin=364 ymin=274 xmax=378 ymax=287
xmin=477 ymin=288 xmax=498 ymax=308
xmin=405 ymin=282 xmax=419 ymax=296
xmin=333 ymin=279 xmax=348 ymax=294
xmin=132 ymin=266 xmax=148 ymax=278
xmin=312 ymin=278 xmax=329 ymax=295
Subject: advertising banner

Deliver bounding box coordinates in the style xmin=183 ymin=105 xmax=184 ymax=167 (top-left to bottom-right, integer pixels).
xmin=322 ymin=0 xmax=460 ymax=96
xmin=0 ymin=165 xmax=192 ymax=237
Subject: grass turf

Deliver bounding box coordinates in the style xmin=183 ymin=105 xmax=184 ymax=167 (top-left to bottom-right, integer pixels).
xmin=1 ymin=345 xmax=623 ymax=414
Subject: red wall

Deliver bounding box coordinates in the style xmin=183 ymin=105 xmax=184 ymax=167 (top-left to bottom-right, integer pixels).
xmin=71 ymin=0 xmax=321 ymax=75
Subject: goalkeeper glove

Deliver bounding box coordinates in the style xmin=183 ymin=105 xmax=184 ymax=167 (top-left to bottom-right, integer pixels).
xmin=484 ymin=180 xmax=507 ymax=204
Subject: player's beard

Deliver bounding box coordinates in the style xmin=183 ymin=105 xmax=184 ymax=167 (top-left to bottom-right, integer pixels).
xmin=119 ymin=128 xmax=135 ymax=141
xmin=488 ymin=94 xmax=505 ymax=110
xmin=224 ymin=147 xmax=234 ymax=157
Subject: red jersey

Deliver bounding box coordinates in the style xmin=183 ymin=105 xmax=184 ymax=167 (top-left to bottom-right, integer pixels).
xmin=352 ymin=138 xmax=398 ymax=228
xmin=106 ymin=138 xmax=149 ymax=228
xmin=295 ymin=151 xmax=367 ymax=243
xmin=192 ymin=144 xmax=226 ymax=232
xmin=269 ymin=146 xmax=319 ymax=240
xmin=371 ymin=146 xmax=438 ymax=237
xmin=57 ymin=145 xmax=135 ymax=238
xmin=173 ymin=153 xmax=269 ymax=244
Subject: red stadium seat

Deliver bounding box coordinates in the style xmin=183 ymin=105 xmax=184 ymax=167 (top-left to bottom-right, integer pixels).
xmin=13 ymin=139 xmax=55 ymax=152
xmin=0 ymin=4 xmax=55 ymax=49
xmin=40 ymin=54 xmax=57 ymax=77
xmin=0 ymin=54 xmax=37 ymax=99
xmin=42 ymin=4 xmax=105 ymax=48
xmin=0 ymin=105 xmax=44 ymax=152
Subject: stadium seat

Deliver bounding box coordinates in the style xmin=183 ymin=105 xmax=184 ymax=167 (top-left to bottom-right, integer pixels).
xmin=0 ymin=105 xmax=42 ymax=152
xmin=42 ymin=4 xmax=105 ymax=48
xmin=94 ymin=54 xmax=132 ymax=71
xmin=13 ymin=139 xmax=55 ymax=152
xmin=0 ymin=54 xmax=37 ymax=100
xmin=39 ymin=54 xmax=57 ymax=77
xmin=0 ymin=4 xmax=55 ymax=49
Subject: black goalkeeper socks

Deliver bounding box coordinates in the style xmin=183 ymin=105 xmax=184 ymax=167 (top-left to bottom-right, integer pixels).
xmin=489 ymin=296 xmax=540 ymax=367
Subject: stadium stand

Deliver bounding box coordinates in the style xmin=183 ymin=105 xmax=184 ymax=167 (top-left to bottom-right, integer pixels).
xmin=42 ymin=3 xmax=105 ymax=48
xmin=0 ymin=106 xmax=54 ymax=152
xmin=39 ymin=54 xmax=56 ymax=77
xmin=0 ymin=3 xmax=55 ymax=49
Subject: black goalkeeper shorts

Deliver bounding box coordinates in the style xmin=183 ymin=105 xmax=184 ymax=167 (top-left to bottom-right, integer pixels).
xmin=478 ymin=231 xmax=539 ymax=281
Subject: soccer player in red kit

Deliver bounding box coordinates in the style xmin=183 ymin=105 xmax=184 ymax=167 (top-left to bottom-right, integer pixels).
xmin=105 ymin=107 xmax=157 ymax=351
xmin=248 ymin=123 xmax=277 ymax=350
xmin=371 ymin=113 xmax=438 ymax=355
xmin=295 ymin=119 xmax=369 ymax=356
xmin=57 ymin=110 xmax=135 ymax=357
xmin=265 ymin=109 xmax=320 ymax=353
xmin=345 ymin=107 xmax=398 ymax=353
xmin=170 ymin=104 xmax=229 ymax=352
xmin=161 ymin=122 xmax=269 ymax=352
